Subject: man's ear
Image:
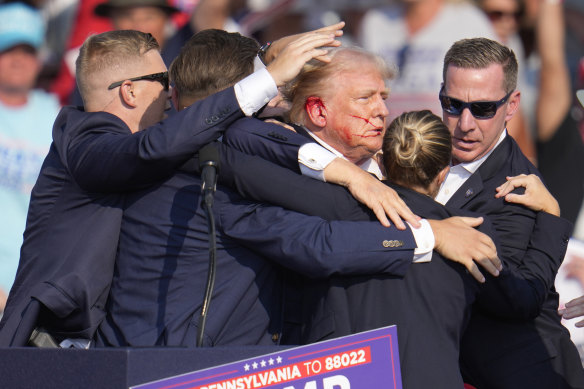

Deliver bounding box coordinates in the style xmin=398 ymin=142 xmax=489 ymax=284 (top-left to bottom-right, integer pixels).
xmin=504 ymin=90 xmax=520 ymax=122
xmin=305 ymin=96 xmax=327 ymax=128
xmin=119 ymin=80 xmax=138 ymax=108
xmin=171 ymin=87 xmax=180 ymax=111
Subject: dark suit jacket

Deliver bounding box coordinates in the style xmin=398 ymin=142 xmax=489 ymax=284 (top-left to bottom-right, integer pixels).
xmin=222 ymin=117 xmax=582 ymax=389
xmin=450 ymin=136 xmax=584 ymax=389
xmin=95 ymin=171 xmax=417 ymax=347
xmin=0 ymin=87 xmax=244 ymax=347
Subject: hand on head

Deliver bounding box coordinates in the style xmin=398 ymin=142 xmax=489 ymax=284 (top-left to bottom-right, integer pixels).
xmin=266 ymin=22 xmax=344 ymax=86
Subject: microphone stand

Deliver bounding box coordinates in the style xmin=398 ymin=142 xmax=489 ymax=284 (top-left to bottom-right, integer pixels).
xmin=196 ymin=144 xmax=220 ymax=347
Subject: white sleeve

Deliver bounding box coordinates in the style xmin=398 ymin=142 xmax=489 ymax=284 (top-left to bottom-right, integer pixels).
xmin=233 ymin=67 xmax=278 ymax=116
xmin=298 ymin=142 xmax=337 ymax=182
xmin=409 ymin=219 xmax=434 ymax=263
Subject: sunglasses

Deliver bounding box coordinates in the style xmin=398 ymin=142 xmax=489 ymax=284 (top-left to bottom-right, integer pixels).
xmin=439 ymin=87 xmax=513 ymax=119
xmin=108 ymin=71 xmax=169 ymax=91
xmin=485 ymin=10 xmax=522 ymax=22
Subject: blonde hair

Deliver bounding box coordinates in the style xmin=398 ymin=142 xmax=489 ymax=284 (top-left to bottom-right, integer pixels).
xmin=281 ymin=46 xmax=396 ymax=125
xmin=382 ymin=110 xmax=451 ymax=189
xmin=76 ymin=30 xmax=159 ymax=101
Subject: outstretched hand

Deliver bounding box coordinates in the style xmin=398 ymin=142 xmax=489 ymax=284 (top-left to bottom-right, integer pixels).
xmin=264 ymin=22 xmax=345 ymax=64
xmin=323 ymin=158 xmax=419 ymax=229
xmin=429 ymin=216 xmax=502 ymax=283
xmin=495 ymin=174 xmax=560 ymax=216
xmin=559 ymin=295 xmax=584 ymax=328
xmin=266 ymin=23 xmax=344 ymax=86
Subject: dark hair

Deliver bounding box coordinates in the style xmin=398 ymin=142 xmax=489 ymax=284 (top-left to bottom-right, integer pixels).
xmin=169 ymin=29 xmax=259 ymax=104
xmin=382 ymin=110 xmax=451 ymax=189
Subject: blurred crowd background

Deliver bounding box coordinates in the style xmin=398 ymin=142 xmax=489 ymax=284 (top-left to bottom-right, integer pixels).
xmin=1 ymin=0 xmax=583 ymax=354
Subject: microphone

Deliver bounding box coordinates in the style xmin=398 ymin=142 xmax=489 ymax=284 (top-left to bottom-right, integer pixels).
xmin=197 ymin=143 xmax=220 ymax=347
xmin=199 ymin=143 xmax=220 ymax=207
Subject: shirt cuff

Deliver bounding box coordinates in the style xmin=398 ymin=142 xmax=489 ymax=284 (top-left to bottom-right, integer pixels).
xmin=298 ymin=142 xmax=337 ymax=182
xmin=234 ymin=67 xmax=278 ymax=116
xmin=410 ymin=219 xmax=434 ymax=263
xmin=253 ymin=54 xmax=265 ymax=72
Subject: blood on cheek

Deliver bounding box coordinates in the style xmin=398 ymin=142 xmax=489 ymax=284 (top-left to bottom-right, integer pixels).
xmin=349 ymin=115 xmax=381 ymax=138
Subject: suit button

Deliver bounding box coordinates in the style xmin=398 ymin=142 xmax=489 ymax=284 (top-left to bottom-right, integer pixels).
xmin=205 ymin=118 xmax=213 ymax=125
xmin=271 ymin=333 xmax=279 ymax=343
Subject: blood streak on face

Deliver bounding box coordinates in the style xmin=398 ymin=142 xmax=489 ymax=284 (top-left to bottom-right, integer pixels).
xmin=350 ymin=115 xmax=384 ymax=136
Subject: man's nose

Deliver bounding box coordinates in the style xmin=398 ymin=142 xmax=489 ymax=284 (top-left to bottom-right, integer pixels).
xmin=375 ymin=96 xmax=389 ymax=117
xmin=458 ymin=107 xmax=476 ymax=132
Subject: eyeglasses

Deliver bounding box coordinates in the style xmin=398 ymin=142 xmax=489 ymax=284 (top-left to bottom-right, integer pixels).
xmin=439 ymin=86 xmax=513 ymax=119
xmin=485 ymin=10 xmax=522 ymax=22
xmin=108 ymin=71 xmax=169 ymax=91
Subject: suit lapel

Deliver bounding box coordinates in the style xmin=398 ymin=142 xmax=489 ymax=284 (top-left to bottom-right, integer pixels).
xmin=445 ymin=136 xmax=513 ymax=208
xmin=446 ymin=172 xmax=484 ymax=209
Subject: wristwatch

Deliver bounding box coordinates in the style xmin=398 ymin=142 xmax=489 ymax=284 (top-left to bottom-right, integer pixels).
xmin=258 ymin=42 xmax=271 ymax=66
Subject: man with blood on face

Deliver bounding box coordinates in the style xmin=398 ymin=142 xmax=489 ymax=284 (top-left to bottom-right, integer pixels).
xmin=284 ymin=47 xmax=393 ymax=176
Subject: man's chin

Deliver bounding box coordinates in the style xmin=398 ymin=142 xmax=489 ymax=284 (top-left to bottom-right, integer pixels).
xmin=452 ymin=148 xmax=477 ymax=164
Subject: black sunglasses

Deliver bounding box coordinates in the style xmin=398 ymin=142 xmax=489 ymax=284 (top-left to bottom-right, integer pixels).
xmin=439 ymin=86 xmax=513 ymax=119
xmin=108 ymin=71 xmax=169 ymax=91
xmin=486 ymin=10 xmax=522 ymax=23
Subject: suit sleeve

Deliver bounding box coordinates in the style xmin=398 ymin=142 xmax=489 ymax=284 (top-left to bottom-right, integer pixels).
xmin=223 ymin=117 xmax=310 ymax=172
xmin=217 ymin=189 xmax=416 ymax=278
xmin=475 ymin=206 xmax=571 ymax=319
xmin=216 ymin=142 xmax=376 ymax=222
xmin=63 ymin=87 xmax=243 ymax=192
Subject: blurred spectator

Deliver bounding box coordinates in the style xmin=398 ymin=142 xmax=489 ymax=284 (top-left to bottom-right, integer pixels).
xmin=0 ymin=2 xmax=60 ymax=314
xmin=476 ymin=0 xmax=536 ymax=162
xmin=528 ymin=0 xmax=584 ymax=226
xmin=357 ymin=0 xmax=496 ymax=121
xmin=49 ymin=0 xmax=112 ymax=105
xmin=239 ymin=0 xmax=386 ymax=45
xmin=94 ymin=0 xmax=181 ymax=65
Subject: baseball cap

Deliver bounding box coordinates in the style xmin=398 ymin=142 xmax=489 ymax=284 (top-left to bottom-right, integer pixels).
xmin=0 ymin=2 xmax=44 ymax=53
xmin=94 ymin=0 xmax=180 ymax=17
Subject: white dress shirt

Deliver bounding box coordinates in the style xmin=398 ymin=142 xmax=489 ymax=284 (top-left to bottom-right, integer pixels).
xmin=435 ymin=130 xmax=507 ymax=205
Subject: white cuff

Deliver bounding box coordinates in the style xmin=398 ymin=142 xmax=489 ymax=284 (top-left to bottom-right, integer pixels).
xmin=298 ymin=142 xmax=337 ymax=182
xmin=410 ymin=219 xmax=434 ymax=263
xmin=234 ymin=67 xmax=278 ymax=116
xmin=253 ymin=54 xmax=266 ymax=72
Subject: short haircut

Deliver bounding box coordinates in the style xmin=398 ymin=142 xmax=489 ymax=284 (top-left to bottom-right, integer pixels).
xmin=76 ymin=30 xmax=160 ymax=101
xmin=443 ymin=37 xmax=518 ymax=93
xmin=282 ymin=46 xmax=396 ymax=125
xmin=169 ymin=29 xmax=259 ymax=103
xmin=382 ymin=110 xmax=451 ymax=190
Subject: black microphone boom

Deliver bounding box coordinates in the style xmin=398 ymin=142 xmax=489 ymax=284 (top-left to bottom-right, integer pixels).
xmin=197 ymin=143 xmax=220 ymax=347
xmin=199 ymin=143 xmax=221 ymax=207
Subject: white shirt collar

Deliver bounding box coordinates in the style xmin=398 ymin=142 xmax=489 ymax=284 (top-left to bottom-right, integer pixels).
xmin=454 ymin=129 xmax=507 ymax=174
xmin=435 ymin=129 xmax=507 ymax=204
xmin=303 ymin=127 xmax=384 ymax=180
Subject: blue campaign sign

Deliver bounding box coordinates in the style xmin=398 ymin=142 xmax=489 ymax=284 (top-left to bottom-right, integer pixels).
xmin=132 ymin=326 xmax=401 ymax=389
